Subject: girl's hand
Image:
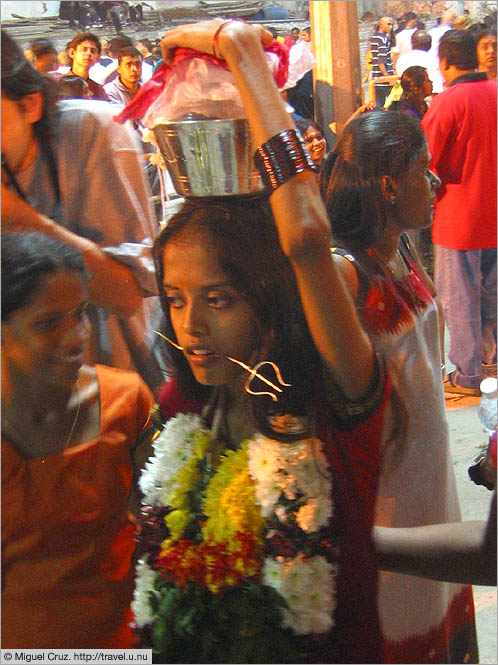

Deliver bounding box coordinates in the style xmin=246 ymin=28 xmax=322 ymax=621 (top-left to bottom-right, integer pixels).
xmin=160 ymin=18 xmax=273 ymax=64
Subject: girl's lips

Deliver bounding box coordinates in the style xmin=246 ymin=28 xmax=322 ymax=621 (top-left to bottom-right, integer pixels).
xmin=185 ymin=346 xmax=220 ymax=366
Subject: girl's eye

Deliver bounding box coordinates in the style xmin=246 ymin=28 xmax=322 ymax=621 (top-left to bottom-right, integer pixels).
xmin=33 ymin=315 xmax=61 ymax=333
xmin=166 ymin=294 xmax=185 ymax=308
xmin=207 ymin=292 xmax=232 ymax=308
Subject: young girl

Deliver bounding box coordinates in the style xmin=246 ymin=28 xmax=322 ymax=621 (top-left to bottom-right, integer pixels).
xmin=389 ymin=65 xmax=433 ymax=120
xmin=323 ymin=111 xmax=477 ymax=662
xmin=132 ymin=20 xmax=392 ymax=663
xmin=1 ymin=232 xmax=154 ymax=648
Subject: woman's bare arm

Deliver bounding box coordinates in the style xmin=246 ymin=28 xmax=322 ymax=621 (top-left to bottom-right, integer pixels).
xmin=2 ymin=182 xmax=142 ymax=317
xmin=161 ymin=20 xmax=375 ymax=400
xmin=374 ymin=492 xmax=497 ymax=586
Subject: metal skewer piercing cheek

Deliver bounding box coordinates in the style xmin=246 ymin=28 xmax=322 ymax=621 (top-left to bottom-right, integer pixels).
xmin=154 ymin=331 xmax=291 ymax=402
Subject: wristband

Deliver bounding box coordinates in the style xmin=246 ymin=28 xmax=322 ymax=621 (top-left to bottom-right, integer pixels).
xmin=254 ymin=129 xmax=317 ymax=192
xmin=212 ymin=19 xmax=234 ymax=58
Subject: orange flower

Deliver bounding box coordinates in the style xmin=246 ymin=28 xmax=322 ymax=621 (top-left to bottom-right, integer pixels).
xmin=156 ymin=534 xmax=262 ymax=593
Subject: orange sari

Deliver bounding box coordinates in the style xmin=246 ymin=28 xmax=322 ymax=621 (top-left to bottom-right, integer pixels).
xmin=2 ymin=365 xmax=154 ymax=648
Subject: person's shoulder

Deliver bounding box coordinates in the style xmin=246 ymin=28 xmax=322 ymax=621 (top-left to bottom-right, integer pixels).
xmin=428 ymin=24 xmax=442 ymax=36
xmin=95 ymin=364 xmax=154 ymax=402
xmin=452 ymin=77 xmax=496 ymax=99
xmin=103 ymin=77 xmax=120 ymax=93
xmin=95 ymin=363 xmax=146 ymax=385
xmin=59 ymin=98 xmax=117 ymax=125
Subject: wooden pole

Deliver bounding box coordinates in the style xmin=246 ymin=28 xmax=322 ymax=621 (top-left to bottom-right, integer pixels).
xmin=309 ymin=1 xmax=362 ymax=146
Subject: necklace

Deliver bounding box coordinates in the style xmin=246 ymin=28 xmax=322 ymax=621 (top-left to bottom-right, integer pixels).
xmin=2 ymin=380 xmax=81 ymax=456
xmin=369 ymin=245 xmax=425 ymax=311
xmin=63 ymin=379 xmax=81 ymax=451
xmin=369 ymin=247 xmax=409 ymax=280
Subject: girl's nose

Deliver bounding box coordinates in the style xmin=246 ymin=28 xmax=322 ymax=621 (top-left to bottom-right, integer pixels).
xmin=182 ymin=302 xmax=208 ymax=336
xmin=429 ymin=170 xmax=441 ymax=190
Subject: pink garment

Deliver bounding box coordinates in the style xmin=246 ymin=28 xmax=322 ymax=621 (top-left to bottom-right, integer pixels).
xmin=113 ymin=43 xmax=289 ymax=125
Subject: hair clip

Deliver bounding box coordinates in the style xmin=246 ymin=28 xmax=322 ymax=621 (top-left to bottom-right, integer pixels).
xmin=154 ymin=331 xmax=291 ymax=402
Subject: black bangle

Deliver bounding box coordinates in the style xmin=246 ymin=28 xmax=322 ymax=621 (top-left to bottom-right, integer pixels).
xmin=254 ymin=129 xmax=317 ymax=192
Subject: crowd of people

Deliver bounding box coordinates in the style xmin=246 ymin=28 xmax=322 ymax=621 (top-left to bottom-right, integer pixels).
xmin=1 ymin=6 xmax=496 ymax=663
xmin=368 ymin=9 xmax=497 ymax=105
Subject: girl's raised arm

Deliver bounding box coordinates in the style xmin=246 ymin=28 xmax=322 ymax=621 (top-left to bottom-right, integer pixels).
xmin=161 ymin=20 xmax=375 ymax=400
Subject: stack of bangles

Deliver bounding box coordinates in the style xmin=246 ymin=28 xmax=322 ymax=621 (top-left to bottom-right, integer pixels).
xmin=254 ymin=129 xmax=318 ymax=192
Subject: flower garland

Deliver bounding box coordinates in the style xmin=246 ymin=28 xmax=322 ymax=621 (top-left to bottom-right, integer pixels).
xmin=133 ymin=413 xmax=338 ymax=662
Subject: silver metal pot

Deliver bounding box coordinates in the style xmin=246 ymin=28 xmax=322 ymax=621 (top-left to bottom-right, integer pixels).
xmin=153 ymin=118 xmax=264 ymax=197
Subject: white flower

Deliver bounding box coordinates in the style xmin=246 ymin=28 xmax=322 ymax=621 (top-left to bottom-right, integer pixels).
xmin=138 ymin=459 xmax=161 ymax=505
xmin=247 ymin=436 xmax=284 ymax=516
xmin=247 ymin=436 xmax=281 ymax=481
xmin=262 ymin=557 xmax=284 ymax=594
xmin=296 ymin=495 xmax=333 ymax=533
xmin=292 ymin=441 xmax=331 ymax=498
xmin=131 ymin=558 xmax=159 ymax=628
xmin=138 ymin=413 xmax=208 ymax=506
xmin=279 ymin=555 xmax=337 ymax=635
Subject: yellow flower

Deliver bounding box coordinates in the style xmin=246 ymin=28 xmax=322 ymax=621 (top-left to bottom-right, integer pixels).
xmin=193 ymin=430 xmax=211 ymax=457
xmin=203 ymin=446 xmax=264 ymax=545
xmin=163 ymin=430 xmax=211 ymax=537
xmin=165 ymin=508 xmax=190 ymax=540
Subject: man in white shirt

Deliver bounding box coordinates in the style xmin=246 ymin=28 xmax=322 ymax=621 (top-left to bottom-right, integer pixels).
xmin=428 ymin=10 xmax=456 ymax=92
xmin=396 ymin=30 xmax=439 ymax=86
xmin=393 ymin=12 xmax=417 ymax=64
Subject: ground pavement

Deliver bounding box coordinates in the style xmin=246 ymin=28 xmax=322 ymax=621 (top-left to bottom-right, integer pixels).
xmin=445 ymin=387 xmax=497 ymax=663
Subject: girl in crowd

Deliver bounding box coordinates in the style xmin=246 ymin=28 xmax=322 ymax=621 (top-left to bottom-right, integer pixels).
xmin=1 ymin=232 xmax=154 ymax=648
xmin=296 ymin=117 xmax=328 ymax=172
xmin=389 ymin=65 xmax=433 ymax=120
xmin=322 ymin=111 xmax=477 ymax=663
xmin=133 ymin=19 xmax=392 ymax=664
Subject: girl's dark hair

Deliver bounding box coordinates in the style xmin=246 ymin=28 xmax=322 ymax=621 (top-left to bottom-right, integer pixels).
xmin=295 ymin=117 xmax=326 ymax=140
xmin=475 ymin=26 xmax=497 ymax=43
xmin=322 ymin=110 xmax=426 ymax=250
xmin=2 ymin=233 xmax=88 ymax=321
xmin=399 ymin=65 xmax=429 ymax=118
xmin=1 ymin=29 xmax=59 ymax=144
xmin=30 ymin=37 xmax=57 ymax=58
xmin=154 ymin=197 xmax=323 ymax=440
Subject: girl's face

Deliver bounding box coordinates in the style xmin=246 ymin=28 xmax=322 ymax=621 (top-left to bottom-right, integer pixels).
xmin=421 ymin=71 xmax=433 ymax=98
xmin=2 ymin=269 xmax=90 ymax=388
xmin=161 ymin=230 xmax=262 ymax=390
xmin=393 ymin=148 xmax=440 ymax=231
xmin=1 ymin=92 xmax=39 ymax=175
xmin=303 ymin=127 xmax=327 ymax=167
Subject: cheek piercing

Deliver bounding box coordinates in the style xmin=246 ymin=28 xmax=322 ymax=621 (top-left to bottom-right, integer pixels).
xmin=154 ymin=331 xmax=291 ymax=402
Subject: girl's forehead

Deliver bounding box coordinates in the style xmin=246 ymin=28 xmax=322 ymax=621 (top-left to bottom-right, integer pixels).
xmin=162 ymin=233 xmax=227 ymax=284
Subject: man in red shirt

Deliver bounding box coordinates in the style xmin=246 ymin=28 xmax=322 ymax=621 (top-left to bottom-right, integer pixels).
xmin=422 ymin=29 xmax=497 ymax=394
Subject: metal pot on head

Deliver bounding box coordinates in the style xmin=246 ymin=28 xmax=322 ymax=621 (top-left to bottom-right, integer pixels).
xmin=153 ymin=117 xmax=264 ymax=198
